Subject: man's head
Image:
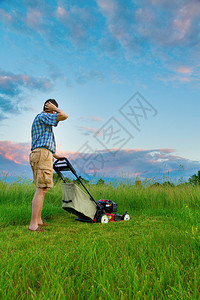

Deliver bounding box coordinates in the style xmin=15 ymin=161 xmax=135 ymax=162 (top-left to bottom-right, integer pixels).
xmin=43 ymin=99 xmax=58 ymax=113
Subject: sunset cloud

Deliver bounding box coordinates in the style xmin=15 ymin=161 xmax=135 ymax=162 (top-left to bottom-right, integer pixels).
xmin=76 ymin=125 xmax=98 ymax=136
xmin=176 ymin=66 xmax=193 ymax=74
xmin=0 ymin=0 xmax=200 ymax=72
xmin=80 ymin=116 xmax=104 ymax=122
xmin=0 ymin=141 xmax=30 ymax=165
xmin=72 ymin=147 xmax=200 ymax=180
xmin=0 ymin=141 xmax=78 ymax=166
xmin=0 ymin=141 xmax=199 ymax=180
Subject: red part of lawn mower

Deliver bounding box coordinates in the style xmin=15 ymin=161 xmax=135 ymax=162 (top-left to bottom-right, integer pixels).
xmin=95 ymin=199 xmax=130 ymax=223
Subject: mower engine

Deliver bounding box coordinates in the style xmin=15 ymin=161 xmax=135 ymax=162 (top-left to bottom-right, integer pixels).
xmin=97 ymin=199 xmax=117 ymax=213
xmin=95 ymin=199 xmax=129 ymax=222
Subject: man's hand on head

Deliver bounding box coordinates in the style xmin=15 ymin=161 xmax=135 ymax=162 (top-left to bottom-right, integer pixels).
xmin=44 ymin=102 xmax=68 ymax=121
xmin=45 ymin=102 xmax=58 ymax=113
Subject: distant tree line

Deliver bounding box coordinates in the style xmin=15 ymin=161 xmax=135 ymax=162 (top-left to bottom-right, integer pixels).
xmin=53 ymin=173 xmax=105 ymax=185
xmin=53 ymin=171 xmax=200 ymax=187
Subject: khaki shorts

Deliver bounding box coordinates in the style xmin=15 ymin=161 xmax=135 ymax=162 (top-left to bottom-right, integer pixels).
xmin=29 ymin=148 xmax=53 ymax=188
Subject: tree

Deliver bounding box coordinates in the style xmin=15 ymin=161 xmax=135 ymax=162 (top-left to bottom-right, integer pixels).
xmin=53 ymin=173 xmax=71 ymax=184
xmin=72 ymin=176 xmax=89 ymax=185
xmin=96 ymin=178 xmax=105 ymax=185
xmin=162 ymin=181 xmax=175 ymax=187
xmin=188 ymin=171 xmax=200 ymax=186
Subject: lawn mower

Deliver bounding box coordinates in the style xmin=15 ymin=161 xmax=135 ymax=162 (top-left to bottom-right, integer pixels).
xmin=53 ymin=158 xmax=130 ymax=223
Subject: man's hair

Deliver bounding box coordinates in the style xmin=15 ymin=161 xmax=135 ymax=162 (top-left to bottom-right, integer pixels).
xmin=43 ymin=99 xmax=58 ymax=111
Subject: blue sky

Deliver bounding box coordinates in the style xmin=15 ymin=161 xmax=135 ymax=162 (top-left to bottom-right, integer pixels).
xmin=1 ymin=0 xmax=200 ymax=181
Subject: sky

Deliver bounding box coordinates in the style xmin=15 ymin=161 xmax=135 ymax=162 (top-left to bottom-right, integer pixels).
xmin=0 ymin=0 xmax=200 ymax=182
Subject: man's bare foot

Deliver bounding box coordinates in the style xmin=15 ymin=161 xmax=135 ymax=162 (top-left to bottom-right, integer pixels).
xmin=28 ymin=226 xmax=45 ymax=232
xmin=38 ymin=222 xmax=49 ymax=227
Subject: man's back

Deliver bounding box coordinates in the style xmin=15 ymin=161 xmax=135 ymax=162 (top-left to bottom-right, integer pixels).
xmin=31 ymin=111 xmax=58 ymax=153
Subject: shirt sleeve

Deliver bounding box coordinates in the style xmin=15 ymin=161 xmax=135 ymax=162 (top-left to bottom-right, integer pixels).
xmin=40 ymin=112 xmax=58 ymax=127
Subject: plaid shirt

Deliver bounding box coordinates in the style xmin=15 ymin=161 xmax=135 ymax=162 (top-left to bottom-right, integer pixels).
xmin=31 ymin=111 xmax=58 ymax=154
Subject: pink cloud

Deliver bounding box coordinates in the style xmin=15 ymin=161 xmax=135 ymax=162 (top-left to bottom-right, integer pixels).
xmin=0 ymin=141 xmax=30 ymax=165
xmin=54 ymin=146 xmax=79 ymax=160
xmin=81 ymin=116 xmax=104 ymax=122
xmin=57 ymin=6 xmax=68 ymax=19
xmin=96 ymin=0 xmax=117 ymax=18
xmin=77 ymin=125 xmax=99 ymax=136
xmin=26 ymin=10 xmax=43 ymax=29
xmin=157 ymin=148 xmax=175 ymax=153
xmin=0 ymin=9 xmax=13 ymax=24
xmin=0 ymin=141 xmax=78 ymax=165
xmin=173 ymin=2 xmax=200 ymax=40
xmin=176 ymin=66 xmax=193 ymax=74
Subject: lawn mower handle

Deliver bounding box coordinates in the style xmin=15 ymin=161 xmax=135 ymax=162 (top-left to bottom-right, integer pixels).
xmin=53 ymin=157 xmax=101 ymax=209
xmin=54 ymin=157 xmax=77 ymax=175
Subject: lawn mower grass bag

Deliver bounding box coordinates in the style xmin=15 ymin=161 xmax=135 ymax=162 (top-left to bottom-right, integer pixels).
xmin=62 ymin=183 xmax=97 ymax=220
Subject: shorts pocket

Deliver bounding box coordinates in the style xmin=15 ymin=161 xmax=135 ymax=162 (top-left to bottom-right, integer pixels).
xmin=29 ymin=150 xmax=41 ymax=166
xmin=37 ymin=168 xmax=53 ymax=186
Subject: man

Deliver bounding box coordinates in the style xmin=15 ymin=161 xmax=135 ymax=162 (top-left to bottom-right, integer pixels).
xmin=28 ymin=99 xmax=68 ymax=232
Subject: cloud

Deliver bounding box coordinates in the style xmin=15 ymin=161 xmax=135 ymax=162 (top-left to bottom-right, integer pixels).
xmin=26 ymin=9 xmax=43 ymax=30
xmin=0 ymin=113 xmax=7 ymax=122
xmin=1 ymin=0 xmax=200 ymax=87
xmin=77 ymin=116 xmax=104 ymax=135
xmin=0 ymin=8 xmax=12 ymax=24
xmin=75 ymin=74 xmax=88 ymax=85
xmin=1 ymin=0 xmax=200 ymax=69
xmin=76 ymin=125 xmax=98 ymax=136
xmin=133 ymin=0 xmax=200 ymax=48
xmin=0 ymin=5 xmax=62 ymax=46
xmin=0 ymin=141 xmax=30 ymax=165
xmin=0 ymin=140 xmax=78 ymax=166
xmin=73 ymin=147 xmax=200 ymax=180
xmin=0 ymin=96 xmax=23 ymax=114
xmin=89 ymin=70 xmax=104 ymax=81
xmin=155 ymin=66 xmax=200 ymax=84
xmin=96 ymin=0 xmax=200 ymax=71
xmin=56 ymin=5 xmax=96 ymax=47
xmin=45 ymin=61 xmax=72 ymax=87
xmin=176 ymin=66 xmax=193 ymax=74
xmin=0 ymin=70 xmax=52 ymax=97
xmin=0 ymin=141 xmax=199 ymax=180
xmin=99 ymin=36 xmax=121 ymax=57
xmin=0 ymin=69 xmax=53 ymax=120
xmin=80 ymin=116 xmax=104 ymax=122
xmin=0 ymin=3 xmax=97 ymax=48
xmin=97 ymin=0 xmax=138 ymax=55
xmin=75 ymin=70 xmax=104 ymax=85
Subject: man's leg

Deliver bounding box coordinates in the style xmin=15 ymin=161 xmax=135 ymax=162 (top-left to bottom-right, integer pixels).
xmin=38 ymin=188 xmax=48 ymax=225
xmin=29 ymin=187 xmax=48 ymax=231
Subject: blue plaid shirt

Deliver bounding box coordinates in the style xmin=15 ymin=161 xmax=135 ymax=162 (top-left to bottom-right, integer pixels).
xmin=31 ymin=111 xmax=58 ymax=154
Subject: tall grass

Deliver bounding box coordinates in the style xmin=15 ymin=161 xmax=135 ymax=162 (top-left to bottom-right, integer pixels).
xmin=0 ymin=180 xmax=200 ymax=299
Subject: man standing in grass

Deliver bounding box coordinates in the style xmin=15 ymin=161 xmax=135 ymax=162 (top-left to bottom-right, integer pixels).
xmin=28 ymin=99 xmax=68 ymax=232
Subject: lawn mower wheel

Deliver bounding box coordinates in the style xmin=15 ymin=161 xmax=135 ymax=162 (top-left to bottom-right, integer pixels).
xmin=122 ymin=213 xmax=130 ymax=221
xmin=98 ymin=213 xmax=109 ymax=223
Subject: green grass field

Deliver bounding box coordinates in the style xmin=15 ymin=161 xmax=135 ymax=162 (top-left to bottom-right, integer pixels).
xmin=0 ymin=179 xmax=200 ymax=299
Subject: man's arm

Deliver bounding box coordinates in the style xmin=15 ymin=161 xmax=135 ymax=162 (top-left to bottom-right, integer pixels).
xmin=45 ymin=102 xmax=68 ymax=121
